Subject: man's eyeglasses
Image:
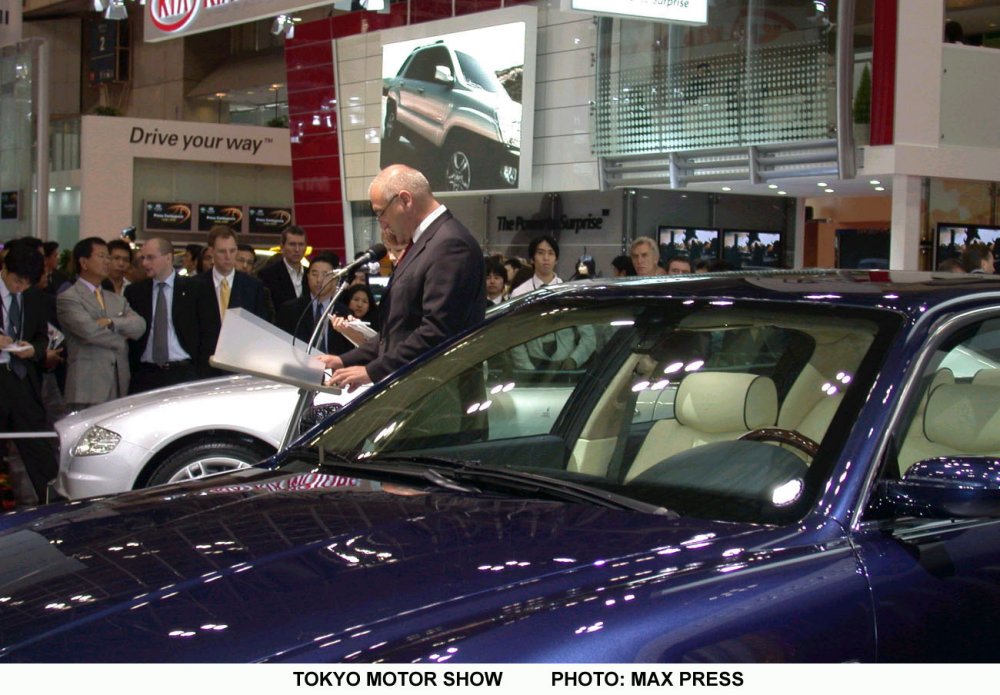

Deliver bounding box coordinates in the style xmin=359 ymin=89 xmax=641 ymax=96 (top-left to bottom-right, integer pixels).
xmin=372 ymin=193 xmax=399 ymax=220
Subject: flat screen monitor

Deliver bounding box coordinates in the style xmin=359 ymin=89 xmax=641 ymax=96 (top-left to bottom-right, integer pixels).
xmin=658 ymin=227 xmax=719 ymax=264
xmin=198 ymin=204 xmax=244 ymax=232
xmin=936 ymin=223 xmax=1000 ymax=267
xmin=722 ymin=230 xmax=783 ymax=269
xmin=145 ymin=201 xmax=193 ymax=232
xmin=379 ymin=6 xmax=537 ymax=194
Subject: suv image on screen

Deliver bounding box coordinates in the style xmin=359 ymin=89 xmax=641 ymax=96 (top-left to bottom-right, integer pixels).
xmin=382 ymin=41 xmax=522 ymax=191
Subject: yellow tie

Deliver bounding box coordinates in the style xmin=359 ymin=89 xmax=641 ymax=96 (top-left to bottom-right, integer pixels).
xmin=94 ymin=286 xmax=106 ymax=312
xmin=219 ymin=277 xmax=231 ymax=317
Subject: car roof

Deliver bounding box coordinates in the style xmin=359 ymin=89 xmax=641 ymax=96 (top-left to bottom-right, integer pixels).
xmin=508 ymin=270 xmax=1000 ymax=320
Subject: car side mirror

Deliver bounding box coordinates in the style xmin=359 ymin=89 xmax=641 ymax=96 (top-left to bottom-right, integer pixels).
xmin=877 ymin=457 xmax=1000 ymax=519
xmin=434 ymin=65 xmax=455 ymax=86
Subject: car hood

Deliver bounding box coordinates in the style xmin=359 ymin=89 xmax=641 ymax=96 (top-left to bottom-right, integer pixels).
xmin=0 ymin=467 xmax=776 ymax=663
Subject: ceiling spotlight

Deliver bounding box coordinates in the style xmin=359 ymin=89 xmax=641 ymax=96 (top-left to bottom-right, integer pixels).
xmin=874 ymin=186 xmax=886 ymax=192
xmin=271 ymin=14 xmax=300 ymax=39
xmin=777 ymin=191 xmax=787 ymax=195
xmin=721 ymin=186 xmax=732 ymax=192
xmin=817 ymin=182 xmax=828 ymax=187
xmin=767 ymin=184 xmax=778 ymax=189
xmin=105 ymin=0 xmax=127 ymax=20
xmin=869 ymin=179 xmax=881 ymax=185
xmin=825 ymin=188 xmax=835 ymax=193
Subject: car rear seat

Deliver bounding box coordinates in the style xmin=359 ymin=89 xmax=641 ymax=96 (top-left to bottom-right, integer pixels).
xmin=625 ymin=371 xmax=778 ymax=482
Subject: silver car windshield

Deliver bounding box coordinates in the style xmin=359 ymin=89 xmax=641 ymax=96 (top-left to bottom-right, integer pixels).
xmin=306 ymin=299 xmax=898 ymax=524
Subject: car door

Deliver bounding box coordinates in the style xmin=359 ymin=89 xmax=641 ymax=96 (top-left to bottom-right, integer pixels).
xmin=853 ymin=314 xmax=1000 ymax=661
xmin=397 ymin=45 xmax=453 ymax=145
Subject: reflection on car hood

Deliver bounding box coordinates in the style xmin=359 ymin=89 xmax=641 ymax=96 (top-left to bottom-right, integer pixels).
xmin=0 ymin=468 xmax=769 ymax=663
xmin=56 ymin=375 xmax=291 ymax=429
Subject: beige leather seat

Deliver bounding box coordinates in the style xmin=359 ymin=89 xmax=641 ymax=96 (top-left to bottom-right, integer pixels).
xmin=896 ymin=368 xmax=954 ymax=474
xmin=898 ymin=380 xmax=1000 ymax=474
xmin=625 ymin=371 xmax=778 ymax=482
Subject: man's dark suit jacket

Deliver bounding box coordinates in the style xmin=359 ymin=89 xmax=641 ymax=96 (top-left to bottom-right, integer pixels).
xmin=1 ymin=286 xmax=50 ymax=388
xmin=340 ymin=210 xmax=485 ymax=382
xmin=195 ymin=269 xmax=271 ymax=322
xmin=258 ymin=260 xmax=302 ymax=315
xmin=124 ymin=274 xmax=221 ymax=377
xmin=276 ymin=294 xmax=353 ymax=356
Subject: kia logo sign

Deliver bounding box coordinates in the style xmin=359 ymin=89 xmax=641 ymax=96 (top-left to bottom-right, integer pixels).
xmin=150 ymin=0 xmax=199 ymax=33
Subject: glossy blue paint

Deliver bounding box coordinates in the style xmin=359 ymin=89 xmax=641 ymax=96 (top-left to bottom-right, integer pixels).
xmin=5 ymin=271 xmax=1000 ymax=662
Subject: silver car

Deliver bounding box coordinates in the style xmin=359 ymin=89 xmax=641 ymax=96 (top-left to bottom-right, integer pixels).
xmin=53 ymin=375 xmax=361 ymax=500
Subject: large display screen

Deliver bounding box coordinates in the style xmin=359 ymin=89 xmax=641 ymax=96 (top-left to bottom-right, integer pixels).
xmin=936 ymin=223 xmax=1000 ymax=266
xmin=722 ymin=231 xmax=783 ymax=269
xmin=658 ymin=227 xmax=719 ymax=264
xmin=379 ymin=6 xmax=537 ymax=194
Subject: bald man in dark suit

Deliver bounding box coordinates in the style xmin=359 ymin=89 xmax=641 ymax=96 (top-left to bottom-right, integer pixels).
xmin=321 ymin=165 xmax=485 ymax=387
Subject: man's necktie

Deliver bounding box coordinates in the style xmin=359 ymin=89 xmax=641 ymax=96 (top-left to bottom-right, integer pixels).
xmin=7 ymin=293 xmax=26 ymax=378
xmin=94 ymin=286 xmax=106 ymax=312
xmin=7 ymin=293 xmax=19 ymax=339
xmin=153 ymin=282 xmax=169 ymax=365
xmin=219 ymin=277 xmax=231 ymax=317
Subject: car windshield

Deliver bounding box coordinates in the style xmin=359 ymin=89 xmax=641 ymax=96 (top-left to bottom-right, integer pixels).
xmin=456 ymin=51 xmax=504 ymax=93
xmin=303 ymin=298 xmax=900 ymax=525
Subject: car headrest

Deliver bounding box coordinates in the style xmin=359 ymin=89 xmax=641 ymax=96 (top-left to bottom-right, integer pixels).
xmin=972 ymin=368 xmax=1000 ymax=386
xmin=924 ymin=383 xmax=1000 ymax=452
xmin=675 ymin=372 xmax=777 ymax=433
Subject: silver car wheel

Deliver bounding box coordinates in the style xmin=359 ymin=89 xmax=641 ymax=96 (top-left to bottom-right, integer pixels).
xmin=165 ymin=455 xmax=253 ymax=483
xmin=446 ymin=150 xmax=472 ymax=190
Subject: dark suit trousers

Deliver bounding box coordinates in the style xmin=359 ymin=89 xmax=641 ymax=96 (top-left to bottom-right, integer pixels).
xmin=0 ymin=367 xmax=58 ymax=502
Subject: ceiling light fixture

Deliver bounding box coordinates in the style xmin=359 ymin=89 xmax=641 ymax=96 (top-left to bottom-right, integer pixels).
xmin=270 ymin=15 xmax=301 ymax=39
xmin=874 ymin=186 xmax=885 ymax=192
xmin=105 ymin=0 xmax=127 ymax=20
xmin=721 ymin=186 xmax=732 ymax=192
xmin=869 ymin=179 xmax=881 ymax=185
xmin=817 ymin=182 xmax=828 ymax=187
xmin=825 ymin=188 xmax=834 ymax=193
xmin=767 ymin=184 xmax=778 ymax=189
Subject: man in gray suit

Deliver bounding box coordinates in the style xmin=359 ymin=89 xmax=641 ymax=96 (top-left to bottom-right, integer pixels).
xmin=57 ymin=237 xmax=146 ymax=411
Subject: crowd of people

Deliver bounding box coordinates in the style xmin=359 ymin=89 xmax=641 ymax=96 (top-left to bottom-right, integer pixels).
xmin=1 ymin=164 xmax=739 ymax=506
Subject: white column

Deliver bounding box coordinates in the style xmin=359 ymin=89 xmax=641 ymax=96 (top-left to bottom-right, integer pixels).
xmin=894 ymin=1 xmax=944 ymax=147
xmin=889 ymin=174 xmax=922 ymax=270
xmin=793 ymin=198 xmax=806 ymax=269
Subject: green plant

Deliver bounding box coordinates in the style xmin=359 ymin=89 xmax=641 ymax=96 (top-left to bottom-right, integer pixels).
xmin=266 ymin=116 xmax=288 ymax=128
xmin=853 ymin=64 xmax=871 ymax=124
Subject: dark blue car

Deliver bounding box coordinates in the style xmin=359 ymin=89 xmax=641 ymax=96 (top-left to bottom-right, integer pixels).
xmin=5 ymin=270 xmax=1000 ymax=662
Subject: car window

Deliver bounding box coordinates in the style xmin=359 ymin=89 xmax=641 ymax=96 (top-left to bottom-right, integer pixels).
xmin=402 ymin=47 xmax=444 ymax=82
xmin=311 ymin=300 xmax=896 ymax=525
xmin=891 ymin=317 xmax=1000 ymax=478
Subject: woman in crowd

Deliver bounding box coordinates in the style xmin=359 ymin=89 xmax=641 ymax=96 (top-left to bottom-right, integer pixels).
xmin=329 ymin=284 xmax=380 ymax=354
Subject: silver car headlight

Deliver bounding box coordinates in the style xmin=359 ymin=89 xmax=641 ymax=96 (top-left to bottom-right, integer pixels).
xmin=72 ymin=426 xmax=122 ymax=457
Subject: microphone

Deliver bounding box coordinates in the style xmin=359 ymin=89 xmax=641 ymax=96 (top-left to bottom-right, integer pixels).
xmin=326 ymin=243 xmax=388 ymax=277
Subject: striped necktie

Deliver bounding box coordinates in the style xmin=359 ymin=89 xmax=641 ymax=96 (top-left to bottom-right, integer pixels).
xmin=219 ymin=277 xmax=231 ymax=317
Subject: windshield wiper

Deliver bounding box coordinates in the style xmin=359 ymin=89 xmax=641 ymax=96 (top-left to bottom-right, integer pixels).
xmin=367 ymin=454 xmax=676 ymax=517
